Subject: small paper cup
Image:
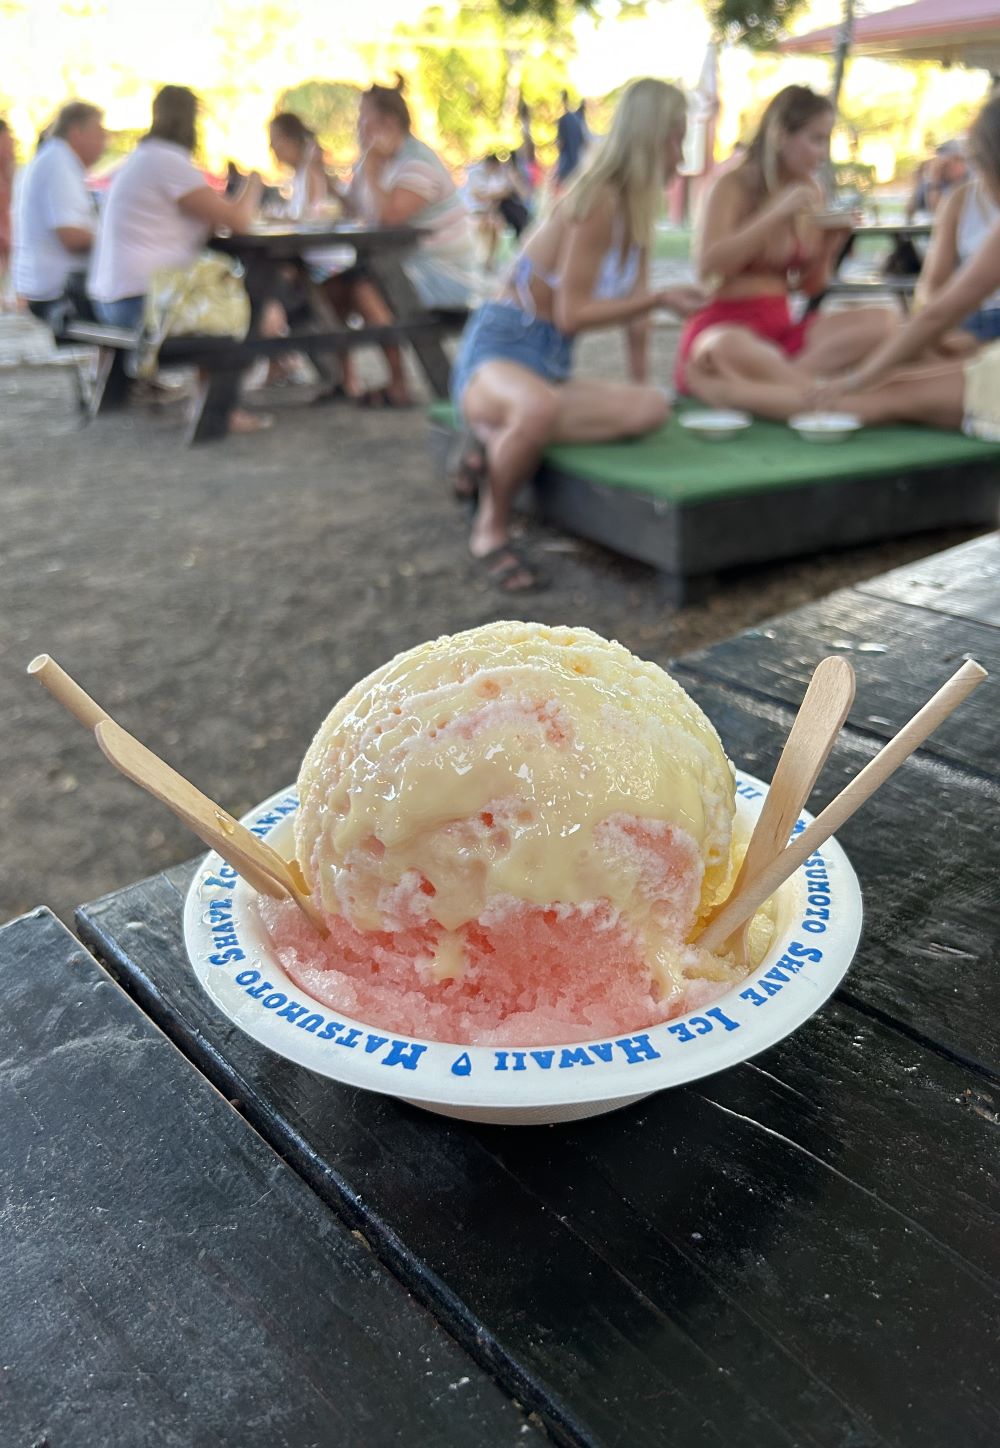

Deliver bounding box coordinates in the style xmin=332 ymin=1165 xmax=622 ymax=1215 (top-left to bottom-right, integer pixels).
xmin=184 ymin=771 xmax=862 ymax=1126
xmin=678 ymin=409 xmax=753 ymax=441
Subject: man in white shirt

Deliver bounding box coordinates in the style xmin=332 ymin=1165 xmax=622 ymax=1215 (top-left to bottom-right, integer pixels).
xmin=12 ymin=100 xmax=105 ymax=331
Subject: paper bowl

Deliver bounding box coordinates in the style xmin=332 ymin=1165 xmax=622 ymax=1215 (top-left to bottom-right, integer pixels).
xmin=678 ymin=409 xmax=753 ymax=441
xmin=789 ymin=412 xmax=862 ymax=442
xmin=183 ymin=771 xmax=862 ymax=1126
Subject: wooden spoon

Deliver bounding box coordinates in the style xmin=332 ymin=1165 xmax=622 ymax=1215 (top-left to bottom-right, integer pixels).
xmin=696 ymin=658 xmax=988 ymax=956
xmin=28 ymin=654 xmax=327 ymax=935
xmin=699 ymin=655 xmax=856 ymax=965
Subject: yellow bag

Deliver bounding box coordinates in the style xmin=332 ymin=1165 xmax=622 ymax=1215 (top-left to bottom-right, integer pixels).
xmin=139 ymin=251 xmax=251 ymax=378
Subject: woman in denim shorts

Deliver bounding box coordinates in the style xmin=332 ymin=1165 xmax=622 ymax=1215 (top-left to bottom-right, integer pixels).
xmin=451 ymin=77 xmax=704 ymax=591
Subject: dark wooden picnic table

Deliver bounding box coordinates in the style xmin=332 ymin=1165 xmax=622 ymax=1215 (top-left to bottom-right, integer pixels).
xmin=12 ymin=531 xmax=1000 ymax=1445
xmin=824 ymin=221 xmax=933 ymax=311
xmin=213 ymin=220 xmax=457 ymax=400
xmin=70 ymin=220 xmax=463 ymax=444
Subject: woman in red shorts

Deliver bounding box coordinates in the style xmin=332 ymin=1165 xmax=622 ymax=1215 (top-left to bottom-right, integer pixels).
xmin=677 ymin=86 xmax=897 ymax=397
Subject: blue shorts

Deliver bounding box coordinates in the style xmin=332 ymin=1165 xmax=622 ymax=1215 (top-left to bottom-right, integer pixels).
xmin=93 ymin=296 xmax=145 ymax=330
xmin=450 ymin=300 xmax=574 ymax=410
xmin=962 ymin=308 xmax=1000 ymax=343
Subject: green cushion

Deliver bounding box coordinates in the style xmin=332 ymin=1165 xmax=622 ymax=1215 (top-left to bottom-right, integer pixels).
xmin=429 ymin=401 xmax=1000 ymax=506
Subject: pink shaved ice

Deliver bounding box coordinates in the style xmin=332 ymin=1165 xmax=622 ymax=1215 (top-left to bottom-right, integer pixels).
xmin=256 ymin=817 xmax=738 ymax=1046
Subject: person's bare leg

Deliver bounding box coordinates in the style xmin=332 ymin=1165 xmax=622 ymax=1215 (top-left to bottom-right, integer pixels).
xmin=464 ymin=361 xmax=559 ymax=564
xmin=463 ymin=368 xmax=669 ymax=590
xmin=693 ymin=359 xmax=966 ymax=428
xmin=350 ymin=277 xmax=409 ymax=403
xmin=318 ymin=275 xmax=359 ymax=395
xmin=686 ymin=325 xmax=804 ymax=400
xmin=800 ymin=305 xmax=899 ymax=377
xmin=547 ymin=376 xmax=670 ymax=443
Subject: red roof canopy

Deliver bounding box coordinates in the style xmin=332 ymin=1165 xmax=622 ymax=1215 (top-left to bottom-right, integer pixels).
xmin=781 ymin=0 xmax=1000 ymax=70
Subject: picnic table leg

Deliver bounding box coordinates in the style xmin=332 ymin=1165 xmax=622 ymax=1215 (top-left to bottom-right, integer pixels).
xmin=369 ymin=254 xmax=453 ymax=399
xmin=297 ymin=265 xmax=348 ymax=391
xmin=88 ymin=345 xmax=132 ymax=418
xmin=184 ymin=367 xmax=241 ymax=445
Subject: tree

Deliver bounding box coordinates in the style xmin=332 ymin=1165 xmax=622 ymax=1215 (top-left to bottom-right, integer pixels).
xmin=490 ymin=0 xmax=810 ymax=48
xmin=277 ymin=80 xmax=362 ymax=164
xmin=396 ymin=3 xmax=575 ymax=164
xmin=701 ymin=0 xmax=810 ymax=48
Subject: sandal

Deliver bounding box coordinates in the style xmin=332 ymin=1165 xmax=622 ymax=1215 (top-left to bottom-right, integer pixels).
xmin=474 ymin=544 xmax=548 ymax=593
xmin=355 ymin=386 xmax=414 ymax=410
xmin=447 ymin=428 xmax=488 ymax=505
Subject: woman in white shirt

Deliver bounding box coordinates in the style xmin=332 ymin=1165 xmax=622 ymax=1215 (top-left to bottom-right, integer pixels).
xmin=89 ymin=86 xmax=261 ymax=329
xmin=328 ymin=77 xmax=475 ymax=407
xmin=918 ymin=171 xmax=1000 ymax=342
xmin=88 ymin=86 xmax=266 ymax=429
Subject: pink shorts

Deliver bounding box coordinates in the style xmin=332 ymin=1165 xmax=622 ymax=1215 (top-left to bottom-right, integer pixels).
xmin=675 ymin=294 xmax=814 ymax=393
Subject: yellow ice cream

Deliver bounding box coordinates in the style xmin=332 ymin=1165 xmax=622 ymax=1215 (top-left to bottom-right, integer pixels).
xmin=295 ymin=623 xmax=736 ymax=988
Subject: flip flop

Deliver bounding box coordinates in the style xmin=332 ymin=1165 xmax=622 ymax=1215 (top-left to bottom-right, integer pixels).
xmin=475 ymin=544 xmax=548 ymax=593
xmin=447 ymin=428 xmax=488 ymax=505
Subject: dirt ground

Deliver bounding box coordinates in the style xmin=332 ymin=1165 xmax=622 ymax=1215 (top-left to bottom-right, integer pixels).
xmin=0 ymin=316 xmax=979 ymax=924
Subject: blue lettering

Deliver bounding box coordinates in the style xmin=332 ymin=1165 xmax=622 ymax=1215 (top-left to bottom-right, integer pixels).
xmin=558 ymin=1047 xmax=594 ymax=1068
xmin=336 ymin=1028 xmax=363 ymax=1049
xmin=705 ymin=1006 xmax=740 ymax=1032
xmin=530 ymin=1050 xmax=555 ymax=1070
xmin=615 ymin=1034 xmax=661 ymax=1064
xmin=277 ymin=1001 xmax=308 ymax=1023
xmin=364 ymin=1034 xmax=388 ymax=1054
xmin=247 ymin=979 xmax=274 ymax=999
xmin=203 ymin=874 xmax=236 ymax=892
xmin=740 ymin=986 xmax=766 ymax=1007
xmin=235 ymin=969 xmax=260 ymax=987
xmin=789 ymin=941 xmax=823 ymax=962
xmin=382 ymin=1040 xmax=428 ymax=1071
xmin=452 ymin=1052 xmax=473 ymax=1076
xmin=667 ymin=1021 xmax=696 ymax=1042
xmin=494 ymin=1051 xmax=508 ymax=1071
xmin=262 ymin=992 xmax=287 ymax=1010
xmin=297 ymin=1014 xmax=324 ymax=1033
xmin=588 ymin=1042 xmax=614 ymax=1062
xmin=317 ymin=1019 xmax=346 ymax=1040
xmin=209 ymin=947 xmax=246 ymax=966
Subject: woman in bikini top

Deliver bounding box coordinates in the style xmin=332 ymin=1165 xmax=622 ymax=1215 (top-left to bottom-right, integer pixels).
xmin=677 ymin=85 xmax=898 ymax=397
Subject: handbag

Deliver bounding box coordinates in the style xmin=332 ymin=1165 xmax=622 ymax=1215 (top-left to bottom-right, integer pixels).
xmin=138 ymin=251 xmax=251 ymax=377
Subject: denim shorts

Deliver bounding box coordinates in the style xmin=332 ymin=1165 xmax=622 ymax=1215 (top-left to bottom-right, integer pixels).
xmin=93 ymin=295 xmax=145 ymax=330
xmin=451 ymin=300 xmax=574 ymax=409
xmin=962 ymin=307 xmax=1000 ymax=343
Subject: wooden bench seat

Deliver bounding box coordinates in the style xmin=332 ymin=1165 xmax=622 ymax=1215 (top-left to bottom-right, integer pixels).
xmin=65 ymin=307 xmax=468 ymax=443
xmin=429 ymin=401 xmax=1000 ymax=602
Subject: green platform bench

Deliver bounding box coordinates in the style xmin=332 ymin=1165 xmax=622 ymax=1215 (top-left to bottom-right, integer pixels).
xmin=429 ymin=402 xmax=1000 ymax=603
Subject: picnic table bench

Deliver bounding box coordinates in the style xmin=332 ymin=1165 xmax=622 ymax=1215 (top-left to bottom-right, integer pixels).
xmin=821 ymin=221 xmax=932 ymax=310
xmin=67 ymin=222 xmax=467 ymax=444
xmin=10 ymin=529 xmax=986 ymax=1445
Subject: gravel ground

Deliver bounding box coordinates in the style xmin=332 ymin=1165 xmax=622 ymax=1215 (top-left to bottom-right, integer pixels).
xmin=0 ymin=310 xmax=980 ymax=923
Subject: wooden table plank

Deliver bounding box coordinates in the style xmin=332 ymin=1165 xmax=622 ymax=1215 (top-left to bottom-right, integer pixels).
xmin=670 ymin=679 xmax=1000 ymax=1075
xmin=672 ymin=588 xmax=1000 ymax=779
xmin=2 ymin=908 xmax=542 ymax=1448
xmin=77 ymin=873 xmax=1000 ymax=1448
xmin=854 ymin=532 xmax=1000 ymax=628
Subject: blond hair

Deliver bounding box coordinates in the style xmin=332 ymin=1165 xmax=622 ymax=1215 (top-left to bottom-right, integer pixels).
xmin=565 ymin=78 xmax=687 ymax=250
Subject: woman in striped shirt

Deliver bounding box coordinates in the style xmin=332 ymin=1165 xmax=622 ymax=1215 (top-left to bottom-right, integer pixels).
xmin=330 ymin=78 xmax=475 ymax=408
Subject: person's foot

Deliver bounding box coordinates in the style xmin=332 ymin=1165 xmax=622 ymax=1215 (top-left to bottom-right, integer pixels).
xmin=447 ymin=429 xmax=488 ymax=501
xmin=229 ymin=406 xmax=274 ymax=434
xmin=470 ymin=538 xmax=546 ymax=592
xmin=475 ymin=544 xmax=545 ymax=592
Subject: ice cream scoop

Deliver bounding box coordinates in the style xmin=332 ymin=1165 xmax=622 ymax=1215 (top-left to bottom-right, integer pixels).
xmin=263 ymin=623 xmax=744 ymax=1043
